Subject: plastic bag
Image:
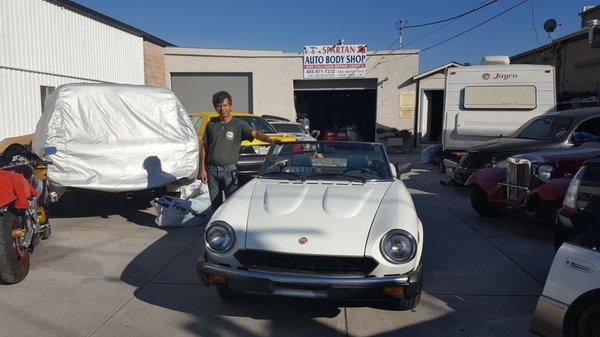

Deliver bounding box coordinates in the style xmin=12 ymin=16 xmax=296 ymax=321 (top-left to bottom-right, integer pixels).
xmin=151 ymin=194 xmax=212 ymax=227
xmin=178 ymin=180 xmax=209 ymax=199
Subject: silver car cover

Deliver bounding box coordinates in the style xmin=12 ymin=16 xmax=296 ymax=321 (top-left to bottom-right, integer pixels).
xmin=33 ymin=83 xmax=199 ymax=192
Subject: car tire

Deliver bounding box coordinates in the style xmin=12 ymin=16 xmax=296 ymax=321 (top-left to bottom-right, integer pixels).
xmin=470 ymin=186 xmax=501 ymax=217
xmin=576 ymin=302 xmax=600 ymax=337
xmin=0 ymin=209 xmax=30 ymax=284
xmin=389 ymin=290 xmax=421 ymax=311
xmin=216 ymin=285 xmax=236 ymax=301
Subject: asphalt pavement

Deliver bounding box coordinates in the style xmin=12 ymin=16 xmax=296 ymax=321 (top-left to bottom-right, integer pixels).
xmin=0 ymin=153 xmax=556 ymax=337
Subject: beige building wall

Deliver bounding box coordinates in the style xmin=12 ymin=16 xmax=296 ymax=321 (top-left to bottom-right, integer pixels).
xmin=144 ymin=41 xmax=167 ymax=86
xmin=513 ymin=33 xmax=600 ymax=101
xmin=164 ymin=48 xmax=419 ymax=134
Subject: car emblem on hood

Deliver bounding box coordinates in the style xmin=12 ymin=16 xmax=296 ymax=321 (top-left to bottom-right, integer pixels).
xmin=298 ymin=237 xmax=308 ymax=245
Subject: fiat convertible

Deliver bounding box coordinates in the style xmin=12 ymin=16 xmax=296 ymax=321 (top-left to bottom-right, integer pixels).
xmin=197 ymin=141 xmax=423 ymax=310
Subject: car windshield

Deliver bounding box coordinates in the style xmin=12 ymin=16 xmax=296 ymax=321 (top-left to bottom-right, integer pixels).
xmin=210 ymin=116 xmax=277 ymax=133
xmin=512 ymin=116 xmax=575 ymax=140
xmin=259 ymin=141 xmax=392 ymax=181
xmin=272 ymin=123 xmax=308 ymax=134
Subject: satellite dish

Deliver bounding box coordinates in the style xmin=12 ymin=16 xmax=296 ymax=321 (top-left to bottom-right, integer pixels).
xmin=544 ymin=19 xmax=558 ymax=33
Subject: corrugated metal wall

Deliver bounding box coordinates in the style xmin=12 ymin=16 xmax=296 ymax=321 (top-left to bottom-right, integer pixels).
xmin=0 ymin=0 xmax=145 ymax=139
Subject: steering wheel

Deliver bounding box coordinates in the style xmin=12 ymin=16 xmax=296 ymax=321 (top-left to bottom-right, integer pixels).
xmin=343 ymin=167 xmax=375 ymax=175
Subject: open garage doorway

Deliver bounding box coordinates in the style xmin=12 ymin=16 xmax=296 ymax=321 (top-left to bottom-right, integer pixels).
xmin=294 ymin=79 xmax=377 ymax=142
xmin=425 ymin=90 xmax=444 ymax=142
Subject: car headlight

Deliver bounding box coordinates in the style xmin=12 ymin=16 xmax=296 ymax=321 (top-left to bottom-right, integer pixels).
xmin=205 ymin=221 xmax=235 ymax=252
xmin=380 ymin=229 xmax=416 ymax=264
xmin=535 ymin=164 xmax=554 ymax=182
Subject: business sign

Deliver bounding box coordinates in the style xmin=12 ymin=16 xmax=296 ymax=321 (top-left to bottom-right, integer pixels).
xmin=303 ymin=44 xmax=367 ymax=78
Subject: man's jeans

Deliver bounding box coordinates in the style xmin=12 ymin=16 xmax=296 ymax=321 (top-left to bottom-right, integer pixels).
xmin=206 ymin=164 xmax=238 ymax=209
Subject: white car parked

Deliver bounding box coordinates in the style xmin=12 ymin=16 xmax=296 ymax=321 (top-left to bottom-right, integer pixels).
xmin=197 ymin=141 xmax=423 ymax=310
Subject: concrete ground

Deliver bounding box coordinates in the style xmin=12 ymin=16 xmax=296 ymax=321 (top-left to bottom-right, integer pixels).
xmin=1 ymin=154 xmax=556 ymax=337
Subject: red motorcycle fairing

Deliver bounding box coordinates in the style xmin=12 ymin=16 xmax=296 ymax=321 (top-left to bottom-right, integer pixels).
xmin=0 ymin=170 xmax=37 ymax=209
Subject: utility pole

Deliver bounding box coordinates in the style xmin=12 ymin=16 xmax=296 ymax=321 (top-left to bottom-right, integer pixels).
xmin=395 ymin=20 xmax=406 ymax=49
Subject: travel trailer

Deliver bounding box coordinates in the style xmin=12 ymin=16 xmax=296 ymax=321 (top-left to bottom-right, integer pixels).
xmin=442 ymin=56 xmax=556 ymax=152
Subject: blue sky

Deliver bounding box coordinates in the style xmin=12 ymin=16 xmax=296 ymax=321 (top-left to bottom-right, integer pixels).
xmin=78 ymin=0 xmax=587 ymax=72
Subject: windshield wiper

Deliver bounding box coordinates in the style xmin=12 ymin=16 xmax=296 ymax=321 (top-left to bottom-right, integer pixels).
xmin=259 ymin=171 xmax=305 ymax=181
xmin=305 ymin=173 xmax=366 ymax=183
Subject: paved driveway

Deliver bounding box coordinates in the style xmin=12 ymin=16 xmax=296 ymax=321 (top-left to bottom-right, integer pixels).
xmin=0 ymin=155 xmax=555 ymax=337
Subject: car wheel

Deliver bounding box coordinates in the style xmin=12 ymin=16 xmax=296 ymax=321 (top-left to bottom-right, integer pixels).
xmin=576 ymin=302 xmax=600 ymax=337
xmin=389 ymin=290 xmax=421 ymax=311
xmin=470 ymin=186 xmax=501 ymax=217
xmin=216 ymin=285 xmax=236 ymax=301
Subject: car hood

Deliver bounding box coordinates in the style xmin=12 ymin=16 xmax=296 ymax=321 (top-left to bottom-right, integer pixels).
xmin=241 ymin=134 xmax=296 ymax=146
xmin=245 ymin=180 xmax=392 ymax=256
xmin=469 ymin=138 xmax=559 ymax=155
xmin=513 ymin=143 xmax=600 ymax=163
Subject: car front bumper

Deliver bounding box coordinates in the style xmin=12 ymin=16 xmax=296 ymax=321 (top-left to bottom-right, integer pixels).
xmin=197 ymin=260 xmax=422 ymax=301
xmin=530 ymin=295 xmax=568 ymax=337
xmin=443 ymin=159 xmax=475 ymax=185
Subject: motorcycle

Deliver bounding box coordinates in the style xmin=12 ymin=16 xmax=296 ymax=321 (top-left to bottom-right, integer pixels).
xmin=0 ymin=144 xmax=54 ymax=284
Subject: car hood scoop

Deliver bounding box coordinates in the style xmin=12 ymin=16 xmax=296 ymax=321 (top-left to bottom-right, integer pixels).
xmin=245 ymin=180 xmax=391 ymax=255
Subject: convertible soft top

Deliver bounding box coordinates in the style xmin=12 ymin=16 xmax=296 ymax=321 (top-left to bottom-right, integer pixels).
xmin=33 ymin=83 xmax=199 ymax=192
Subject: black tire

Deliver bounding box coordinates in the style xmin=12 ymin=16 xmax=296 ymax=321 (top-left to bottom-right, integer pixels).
xmin=470 ymin=186 xmax=501 ymax=217
xmin=389 ymin=290 xmax=422 ymax=311
xmin=576 ymin=302 xmax=600 ymax=337
xmin=41 ymin=224 xmax=51 ymax=240
xmin=0 ymin=209 xmax=30 ymax=284
xmin=216 ymin=285 xmax=236 ymax=301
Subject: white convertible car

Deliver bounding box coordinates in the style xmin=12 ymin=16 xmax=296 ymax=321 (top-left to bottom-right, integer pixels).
xmin=197 ymin=141 xmax=423 ymax=310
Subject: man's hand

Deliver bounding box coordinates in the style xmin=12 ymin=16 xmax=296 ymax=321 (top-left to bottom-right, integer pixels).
xmin=199 ymin=167 xmax=208 ymax=183
xmin=252 ymin=130 xmax=275 ymax=144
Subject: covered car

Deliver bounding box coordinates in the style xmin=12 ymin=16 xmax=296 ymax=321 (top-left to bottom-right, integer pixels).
xmin=33 ymin=83 xmax=199 ymax=193
xmin=197 ymin=141 xmax=422 ymax=310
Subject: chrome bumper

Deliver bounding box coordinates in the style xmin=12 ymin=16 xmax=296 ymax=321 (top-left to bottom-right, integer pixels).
xmin=530 ymin=295 xmax=568 ymax=337
xmin=197 ymin=261 xmax=422 ymax=300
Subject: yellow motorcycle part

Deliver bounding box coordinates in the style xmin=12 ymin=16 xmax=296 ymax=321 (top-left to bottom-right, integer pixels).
xmin=37 ymin=207 xmax=47 ymax=225
xmin=11 ymin=229 xmax=26 ymax=240
xmin=34 ymin=165 xmax=47 ymax=181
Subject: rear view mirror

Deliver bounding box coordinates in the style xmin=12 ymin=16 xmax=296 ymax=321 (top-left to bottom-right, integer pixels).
xmin=396 ymin=162 xmax=412 ymax=176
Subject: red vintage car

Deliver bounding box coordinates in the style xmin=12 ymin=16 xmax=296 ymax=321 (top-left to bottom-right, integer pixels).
xmin=466 ymin=142 xmax=600 ymax=223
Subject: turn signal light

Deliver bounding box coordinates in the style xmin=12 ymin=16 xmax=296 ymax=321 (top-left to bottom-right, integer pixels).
xmin=381 ymin=286 xmax=405 ymax=297
xmin=206 ymin=274 xmax=227 ymax=285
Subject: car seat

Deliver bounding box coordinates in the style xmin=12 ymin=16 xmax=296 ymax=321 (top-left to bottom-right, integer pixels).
xmin=284 ymin=154 xmax=317 ymax=173
xmin=346 ymin=155 xmax=370 ymax=169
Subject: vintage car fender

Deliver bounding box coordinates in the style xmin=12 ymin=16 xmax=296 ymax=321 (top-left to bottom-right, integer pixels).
xmin=364 ymin=180 xmax=423 ymax=276
xmin=529 ymin=177 xmax=572 ymax=203
xmin=465 ymin=167 xmax=506 ymax=194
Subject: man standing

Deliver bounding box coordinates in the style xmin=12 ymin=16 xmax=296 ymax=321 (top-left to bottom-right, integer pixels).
xmin=199 ymin=91 xmax=273 ymax=208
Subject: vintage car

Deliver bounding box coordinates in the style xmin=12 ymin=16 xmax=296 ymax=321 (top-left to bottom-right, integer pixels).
xmin=446 ymin=108 xmax=600 ymax=185
xmin=197 ymin=141 xmax=423 ymax=310
xmin=189 ymin=112 xmax=296 ymax=179
xmin=466 ymin=142 xmax=600 ymax=223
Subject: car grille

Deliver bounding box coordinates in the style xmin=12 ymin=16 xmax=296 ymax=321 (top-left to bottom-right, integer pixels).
xmin=234 ymin=250 xmax=378 ymax=276
xmin=506 ymin=159 xmax=531 ymax=199
xmin=459 ymin=151 xmax=489 ymax=170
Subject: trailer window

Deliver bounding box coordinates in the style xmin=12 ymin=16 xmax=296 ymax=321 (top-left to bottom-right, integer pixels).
xmin=463 ymin=86 xmax=536 ymax=110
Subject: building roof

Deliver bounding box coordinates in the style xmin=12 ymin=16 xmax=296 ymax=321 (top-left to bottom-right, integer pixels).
xmin=47 ymin=0 xmax=175 ymax=47
xmin=511 ymin=28 xmax=587 ymax=60
xmin=413 ymin=61 xmax=462 ymax=80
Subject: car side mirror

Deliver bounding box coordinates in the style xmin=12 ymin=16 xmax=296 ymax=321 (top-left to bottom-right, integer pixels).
xmin=311 ymin=130 xmax=320 ymax=139
xmin=396 ymin=162 xmax=412 ymax=177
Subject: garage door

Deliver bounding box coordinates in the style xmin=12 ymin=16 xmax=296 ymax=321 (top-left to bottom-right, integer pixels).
xmin=171 ymin=73 xmax=253 ymax=113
